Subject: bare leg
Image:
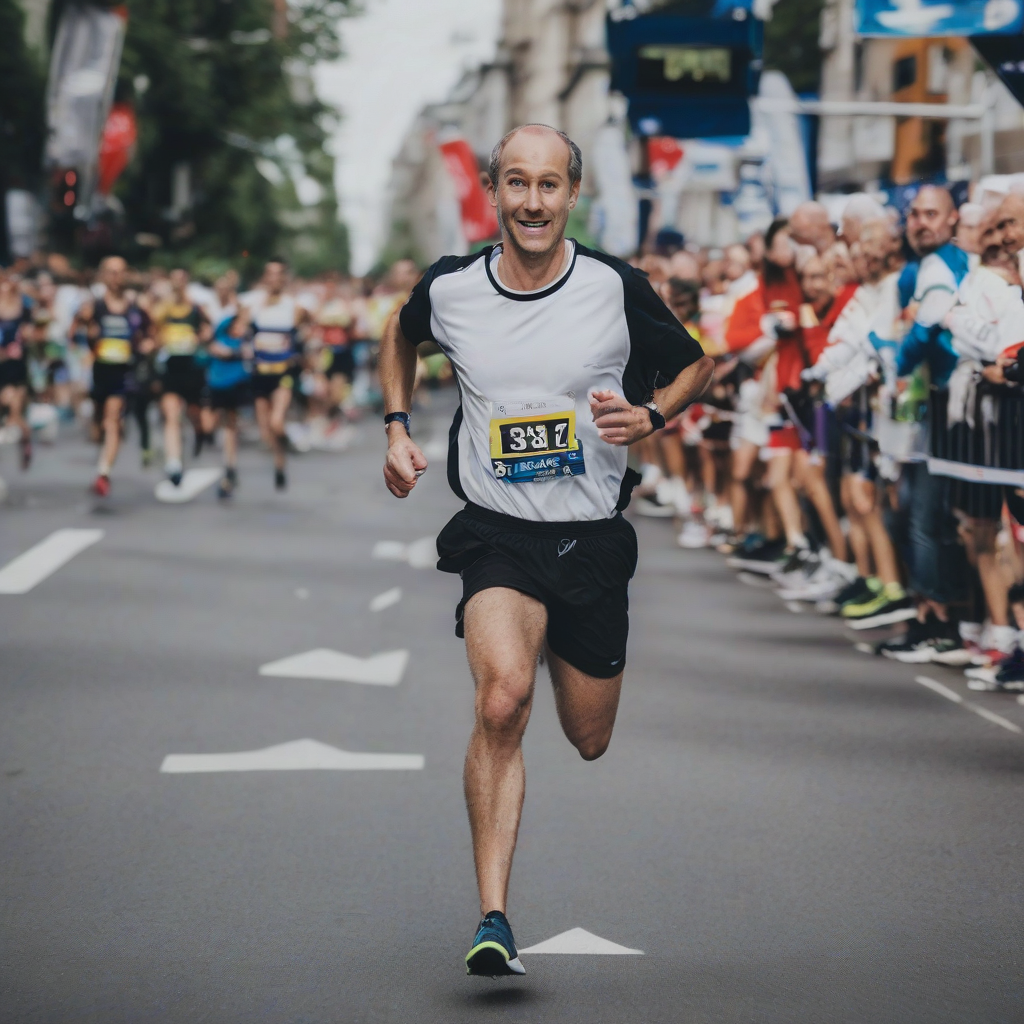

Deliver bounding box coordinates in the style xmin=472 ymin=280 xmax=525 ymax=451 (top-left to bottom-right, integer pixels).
xmin=463 ymin=588 xmax=546 ymax=916
xmin=161 ymin=392 xmax=183 ymax=466
xmin=841 ymin=476 xmax=872 ymax=576
xmin=972 ymin=518 xmax=1010 ymax=626
xmin=766 ymin=450 xmax=804 ymax=547
xmin=730 ymin=441 xmax=758 ymax=536
xmin=848 ymin=476 xmax=900 ymax=586
xmin=269 ymin=386 xmax=292 ymax=471
xmin=99 ymin=395 xmax=124 ymax=473
xmin=794 ymin=450 xmax=847 ymax=560
xmin=222 ymin=409 xmax=238 ymax=468
xmin=548 ymin=651 xmax=623 ymax=761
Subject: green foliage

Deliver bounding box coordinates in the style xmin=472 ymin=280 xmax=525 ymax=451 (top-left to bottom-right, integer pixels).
xmin=48 ymin=0 xmax=352 ymax=273
xmin=763 ymin=0 xmax=826 ymax=95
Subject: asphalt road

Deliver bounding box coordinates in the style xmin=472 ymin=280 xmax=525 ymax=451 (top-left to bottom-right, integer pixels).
xmin=1 ymin=397 xmax=1022 ymax=1024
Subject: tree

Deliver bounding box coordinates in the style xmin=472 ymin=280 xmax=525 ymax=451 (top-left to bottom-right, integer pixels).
xmin=764 ymin=0 xmax=826 ymax=95
xmin=48 ymin=0 xmax=353 ymax=274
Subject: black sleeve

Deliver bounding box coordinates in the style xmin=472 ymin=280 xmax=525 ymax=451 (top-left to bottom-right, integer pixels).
xmin=399 ymin=251 xmax=491 ymax=345
xmin=620 ymin=268 xmax=705 ymax=405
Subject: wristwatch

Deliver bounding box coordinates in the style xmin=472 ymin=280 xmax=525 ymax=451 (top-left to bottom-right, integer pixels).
xmin=384 ymin=411 xmax=411 ymax=435
xmin=643 ymin=401 xmax=666 ymax=431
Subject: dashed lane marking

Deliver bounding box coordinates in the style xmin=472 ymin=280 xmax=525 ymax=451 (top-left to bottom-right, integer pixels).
xmin=160 ymin=738 xmax=424 ymax=773
xmin=519 ymin=928 xmax=643 ymax=955
xmin=915 ymin=676 xmax=1022 ymax=735
xmin=370 ymin=587 xmax=402 ymax=612
xmin=371 ymin=537 xmax=435 ymax=569
xmin=154 ymin=468 xmax=222 ymax=504
xmin=259 ymin=648 xmax=409 ymax=686
xmin=0 ymin=528 xmax=104 ymax=594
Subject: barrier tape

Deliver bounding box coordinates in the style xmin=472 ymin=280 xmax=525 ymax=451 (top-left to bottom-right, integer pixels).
xmin=927 ymin=457 xmax=1024 ymax=488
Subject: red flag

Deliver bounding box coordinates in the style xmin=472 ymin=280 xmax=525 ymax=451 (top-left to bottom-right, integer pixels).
xmin=439 ymin=138 xmax=498 ymax=244
xmin=97 ymin=102 xmax=136 ymax=195
xmin=648 ymin=137 xmax=684 ymax=180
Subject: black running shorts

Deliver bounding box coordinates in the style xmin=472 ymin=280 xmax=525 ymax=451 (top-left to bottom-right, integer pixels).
xmin=161 ymin=355 xmax=204 ymax=405
xmin=0 ymin=358 xmax=28 ymax=389
xmin=208 ymin=381 xmax=250 ymax=411
xmin=91 ymin=362 xmax=132 ymax=406
xmin=251 ymin=371 xmax=294 ymax=399
xmin=437 ymin=503 xmax=638 ymax=679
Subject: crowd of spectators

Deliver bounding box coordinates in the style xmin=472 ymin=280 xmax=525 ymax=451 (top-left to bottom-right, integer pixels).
xmin=631 ymin=185 xmax=1024 ymax=696
xmin=2 ymin=184 xmax=1024 ymax=695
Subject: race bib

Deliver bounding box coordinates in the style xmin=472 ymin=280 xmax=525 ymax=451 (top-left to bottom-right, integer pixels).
xmin=488 ymin=397 xmax=586 ymax=483
xmin=96 ymin=337 xmax=132 ymax=364
xmin=161 ymin=322 xmax=198 ymax=355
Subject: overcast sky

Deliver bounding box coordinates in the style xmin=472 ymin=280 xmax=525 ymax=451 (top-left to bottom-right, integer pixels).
xmin=314 ymin=0 xmax=502 ymax=274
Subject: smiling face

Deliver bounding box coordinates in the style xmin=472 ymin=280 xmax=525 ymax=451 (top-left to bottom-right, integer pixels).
xmin=488 ymin=127 xmax=580 ymax=261
xmin=997 ymin=194 xmax=1024 ymax=257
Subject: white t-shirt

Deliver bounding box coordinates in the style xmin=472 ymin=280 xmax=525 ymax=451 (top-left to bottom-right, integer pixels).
xmin=399 ymin=240 xmax=704 ymax=522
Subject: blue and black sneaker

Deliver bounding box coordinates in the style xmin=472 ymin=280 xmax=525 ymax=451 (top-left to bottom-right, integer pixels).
xmin=465 ymin=910 xmax=526 ymax=977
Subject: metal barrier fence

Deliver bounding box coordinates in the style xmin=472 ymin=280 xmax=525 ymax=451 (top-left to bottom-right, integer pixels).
xmin=929 ymin=385 xmax=1024 ymax=511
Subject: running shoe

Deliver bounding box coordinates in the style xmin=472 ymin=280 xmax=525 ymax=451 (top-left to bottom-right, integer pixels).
xmin=141 ymin=448 xmax=154 ymax=468
xmin=91 ymin=474 xmax=111 ymax=498
xmin=274 ymin=468 xmax=287 ymax=492
xmin=966 ymin=648 xmax=1024 ymax=692
xmin=165 ymin=459 xmax=183 ymax=487
xmin=677 ymin=521 xmax=709 ymax=549
xmin=19 ymin=436 xmax=32 ymax=470
xmin=466 ymin=911 xmax=526 ymax=977
xmin=777 ymin=560 xmax=856 ymax=602
xmin=816 ymin=575 xmax=879 ymax=614
xmin=634 ymin=494 xmax=675 ymax=518
xmin=841 ymin=582 xmax=915 ymax=630
xmin=877 ymin=616 xmax=931 ymax=660
xmin=726 ymin=537 xmax=787 ymax=573
xmin=771 ymin=548 xmax=818 ymax=587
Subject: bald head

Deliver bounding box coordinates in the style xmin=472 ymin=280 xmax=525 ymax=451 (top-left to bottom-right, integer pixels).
xmin=997 ymin=192 xmax=1024 ymax=257
xmin=489 ymin=124 xmax=582 ymax=189
xmin=99 ymin=255 xmax=127 ymax=294
xmin=907 ymin=185 xmax=956 ymax=255
xmin=788 ymin=201 xmax=835 ymax=254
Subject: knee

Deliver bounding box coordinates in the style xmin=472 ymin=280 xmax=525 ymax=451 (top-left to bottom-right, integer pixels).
xmin=574 ymin=731 xmax=611 ymax=761
xmin=477 ymin=683 xmax=530 ymax=739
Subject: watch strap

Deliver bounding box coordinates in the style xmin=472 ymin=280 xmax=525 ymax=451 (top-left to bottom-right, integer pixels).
xmin=384 ymin=411 xmax=411 ymax=435
xmin=644 ymin=403 xmax=666 ymax=431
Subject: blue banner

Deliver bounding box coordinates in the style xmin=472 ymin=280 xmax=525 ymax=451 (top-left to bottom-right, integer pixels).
xmin=856 ymin=0 xmax=1023 ymax=37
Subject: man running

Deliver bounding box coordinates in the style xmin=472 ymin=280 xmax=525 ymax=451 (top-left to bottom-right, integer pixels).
xmin=240 ymin=258 xmax=309 ymax=491
xmin=152 ymin=268 xmax=210 ymax=486
xmin=74 ymin=256 xmax=151 ymax=497
xmin=379 ymin=124 xmax=713 ymax=976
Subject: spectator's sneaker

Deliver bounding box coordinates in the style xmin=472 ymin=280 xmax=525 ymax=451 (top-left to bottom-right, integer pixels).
xmin=677 ymin=521 xmax=709 ymax=548
xmin=727 ymin=538 xmax=787 ymax=573
xmin=771 ymin=548 xmax=818 ymax=587
xmin=877 ymin=616 xmax=932 ymax=660
xmin=842 ymin=583 xmax=915 ymax=629
xmin=634 ymin=493 xmax=675 ymax=518
xmin=817 ymin=575 xmax=878 ymax=615
xmin=968 ymin=649 xmax=1024 ymax=692
xmin=777 ymin=559 xmax=853 ymax=601
xmin=466 ymin=911 xmax=526 ymax=977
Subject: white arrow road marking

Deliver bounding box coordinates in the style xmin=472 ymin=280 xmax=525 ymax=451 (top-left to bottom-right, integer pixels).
xmin=155 ymin=467 xmax=222 ymax=504
xmin=258 ymin=648 xmax=409 ymax=686
xmin=372 ymin=540 xmax=407 ymax=561
xmin=0 ymin=528 xmax=103 ymax=594
xmin=160 ymin=738 xmax=424 ymax=773
xmin=370 ymin=587 xmax=402 ymax=612
xmin=371 ymin=537 xmax=435 ymax=568
xmin=519 ymin=928 xmax=643 ymax=955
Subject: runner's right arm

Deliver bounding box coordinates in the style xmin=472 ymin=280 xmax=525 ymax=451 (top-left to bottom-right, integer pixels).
xmin=379 ymin=310 xmax=427 ymax=498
